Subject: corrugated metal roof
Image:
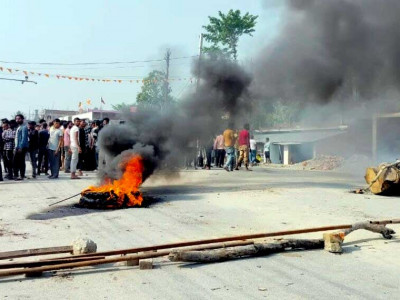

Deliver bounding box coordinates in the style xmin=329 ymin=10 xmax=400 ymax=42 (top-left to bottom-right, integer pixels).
xmin=254 ymin=129 xmax=346 ymax=144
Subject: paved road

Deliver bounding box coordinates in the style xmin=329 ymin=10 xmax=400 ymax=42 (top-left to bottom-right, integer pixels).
xmin=0 ymin=166 xmax=399 ymax=299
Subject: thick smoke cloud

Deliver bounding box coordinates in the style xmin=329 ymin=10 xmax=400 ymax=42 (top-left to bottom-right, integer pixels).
xmin=255 ymin=0 xmax=400 ymax=104
xmin=98 ymin=58 xmax=252 ymax=182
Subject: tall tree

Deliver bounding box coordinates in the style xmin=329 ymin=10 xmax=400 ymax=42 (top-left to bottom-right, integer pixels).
xmin=202 ymin=9 xmax=258 ymax=60
xmin=136 ymin=70 xmax=173 ymax=110
xmin=111 ymin=102 xmax=134 ymax=111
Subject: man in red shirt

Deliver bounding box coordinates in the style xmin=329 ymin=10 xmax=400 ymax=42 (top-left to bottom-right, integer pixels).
xmin=235 ymin=123 xmax=251 ymax=171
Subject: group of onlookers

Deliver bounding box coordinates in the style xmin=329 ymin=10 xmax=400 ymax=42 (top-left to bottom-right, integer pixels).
xmin=186 ymin=123 xmax=271 ymax=172
xmin=0 ymin=114 xmax=110 ymax=181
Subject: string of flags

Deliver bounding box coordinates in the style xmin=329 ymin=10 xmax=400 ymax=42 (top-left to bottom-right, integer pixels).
xmin=0 ymin=66 xmax=194 ymax=84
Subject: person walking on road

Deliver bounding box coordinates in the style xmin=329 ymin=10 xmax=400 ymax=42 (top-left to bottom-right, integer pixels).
xmin=223 ymin=123 xmax=236 ymax=172
xmin=235 ymin=123 xmax=251 ymax=171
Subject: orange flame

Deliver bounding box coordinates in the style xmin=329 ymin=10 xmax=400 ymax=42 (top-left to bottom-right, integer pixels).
xmin=83 ymin=155 xmax=144 ymax=207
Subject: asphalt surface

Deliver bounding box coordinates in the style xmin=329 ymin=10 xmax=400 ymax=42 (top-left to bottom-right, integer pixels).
xmin=0 ymin=166 xmax=399 ymax=299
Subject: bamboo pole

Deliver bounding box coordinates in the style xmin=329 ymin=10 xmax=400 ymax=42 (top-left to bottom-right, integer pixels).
xmin=0 ymin=219 xmax=398 ymax=277
xmin=48 ymin=193 xmax=81 ymax=207
xmin=0 ymin=256 xmax=105 ymax=270
xmin=0 ymin=240 xmax=253 ymax=277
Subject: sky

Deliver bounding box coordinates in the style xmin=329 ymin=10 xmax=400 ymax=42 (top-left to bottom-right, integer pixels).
xmin=0 ymin=0 xmax=284 ymax=119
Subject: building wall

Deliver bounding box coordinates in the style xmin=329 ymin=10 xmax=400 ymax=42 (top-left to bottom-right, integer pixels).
xmin=40 ymin=109 xmax=77 ymax=121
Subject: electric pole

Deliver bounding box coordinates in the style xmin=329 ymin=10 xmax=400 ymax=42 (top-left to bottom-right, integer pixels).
xmin=196 ymin=33 xmax=204 ymax=91
xmin=164 ymin=48 xmax=171 ymax=109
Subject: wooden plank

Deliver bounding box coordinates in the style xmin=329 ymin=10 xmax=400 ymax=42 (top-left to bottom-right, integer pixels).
xmin=0 ymin=246 xmax=73 ymax=260
xmin=0 ymin=256 xmax=104 ymax=270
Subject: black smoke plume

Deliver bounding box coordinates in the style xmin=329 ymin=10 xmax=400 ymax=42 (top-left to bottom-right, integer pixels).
xmin=255 ymin=0 xmax=400 ymax=104
xmin=98 ymin=58 xmax=252 ymax=182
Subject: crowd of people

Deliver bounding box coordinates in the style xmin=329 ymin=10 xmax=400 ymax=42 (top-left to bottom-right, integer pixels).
xmin=0 ymin=114 xmax=110 ymax=181
xmin=0 ymin=114 xmax=273 ymax=182
xmin=186 ymin=123 xmax=271 ymax=171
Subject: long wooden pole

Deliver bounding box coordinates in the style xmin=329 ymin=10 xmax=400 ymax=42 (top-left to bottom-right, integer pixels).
xmin=42 ymin=219 xmax=400 ymax=261
xmin=1 ymin=219 xmax=398 ymax=278
xmin=0 ymin=240 xmax=254 ymax=278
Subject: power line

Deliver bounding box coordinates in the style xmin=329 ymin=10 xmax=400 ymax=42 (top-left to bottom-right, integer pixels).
xmin=0 ymin=55 xmax=199 ymax=66
xmin=0 ymin=77 xmax=37 ymax=84
xmin=1 ymin=61 xmax=191 ymax=71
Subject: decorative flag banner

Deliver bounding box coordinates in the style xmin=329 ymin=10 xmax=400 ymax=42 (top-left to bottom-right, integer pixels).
xmin=0 ymin=65 xmax=194 ymax=84
xmin=101 ymin=97 xmax=105 ymax=104
xmin=78 ymin=102 xmax=82 ymax=108
xmin=86 ymin=99 xmax=92 ymax=105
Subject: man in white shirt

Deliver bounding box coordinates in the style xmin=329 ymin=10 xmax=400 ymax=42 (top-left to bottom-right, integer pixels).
xmin=213 ymin=134 xmax=225 ymax=168
xmin=264 ymin=138 xmax=271 ymax=164
xmin=48 ymin=119 xmax=63 ymax=179
xmin=249 ymin=135 xmax=257 ymax=165
xmin=69 ymin=117 xmax=81 ymax=179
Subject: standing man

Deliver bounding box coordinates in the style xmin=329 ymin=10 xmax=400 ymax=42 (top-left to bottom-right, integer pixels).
xmin=48 ymin=119 xmax=63 ymax=179
xmin=78 ymin=119 xmax=87 ymax=174
xmin=102 ymin=117 xmax=110 ymax=126
xmin=204 ymin=136 xmax=214 ymax=170
xmin=90 ymin=120 xmax=100 ymax=169
xmin=2 ymin=120 xmax=15 ymax=180
xmin=13 ymin=114 xmax=29 ymax=181
xmin=84 ymin=120 xmax=94 ymax=170
xmin=63 ymin=121 xmax=73 ymax=173
xmin=70 ymin=118 xmax=81 ymax=179
xmin=213 ymin=134 xmax=225 ymax=168
xmin=27 ymin=121 xmax=39 ymax=178
xmin=223 ymin=123 xmax=236 ymax=172
xmin=249 ymin=135 xmax=257 ymax=166
xmin=0 ymin=120 xmax=3 ymax=181
xmin=37 ymin=123 xmax=50 ymax=176
xmin=264 ymin=138 xmax=271 ymax=164
xmin=235 ymin=123 xmax=251 ymax=171
xmin=98 ymin=118 xmax=109 ymax=171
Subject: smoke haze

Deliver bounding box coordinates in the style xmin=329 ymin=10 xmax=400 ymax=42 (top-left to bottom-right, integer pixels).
xmin=98 ymin=58 xmax=252 ymax=182
xmin=255 ymin=0 xmax=400 ymax=105
xmin=99 ymin=0 xmax=400 ymax=181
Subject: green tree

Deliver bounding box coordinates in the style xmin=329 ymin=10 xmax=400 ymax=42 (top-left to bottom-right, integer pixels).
xmin=111 ymin=102 xmax=134 ymax=111
xmin=136 ymin=70 xmax=173 ymax=110
xmin=202 ymin=9 xmax=258 ymax=60
xmin=267 ymin=100 xmax=299 ymax=128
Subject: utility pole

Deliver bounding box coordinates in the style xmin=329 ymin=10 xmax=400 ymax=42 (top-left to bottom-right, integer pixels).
xmin=196 ymin=33 xmax=204 ymax=91
xmin=164 ymin=48 xmax=171 ymax=109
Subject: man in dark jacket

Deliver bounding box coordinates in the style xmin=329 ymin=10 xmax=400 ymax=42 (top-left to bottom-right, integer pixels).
xmin=2 ymin=120 xmax=15 ymax=179
xmin=13 ymin=114 xmax=29 ymax=180
xmin=38 ymin=123 xmax=50 ymax=176
xmin=28 ymin=121 xmax=39 ymax=178
xmin=77 ymin=119 xmax=87 ymax=175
